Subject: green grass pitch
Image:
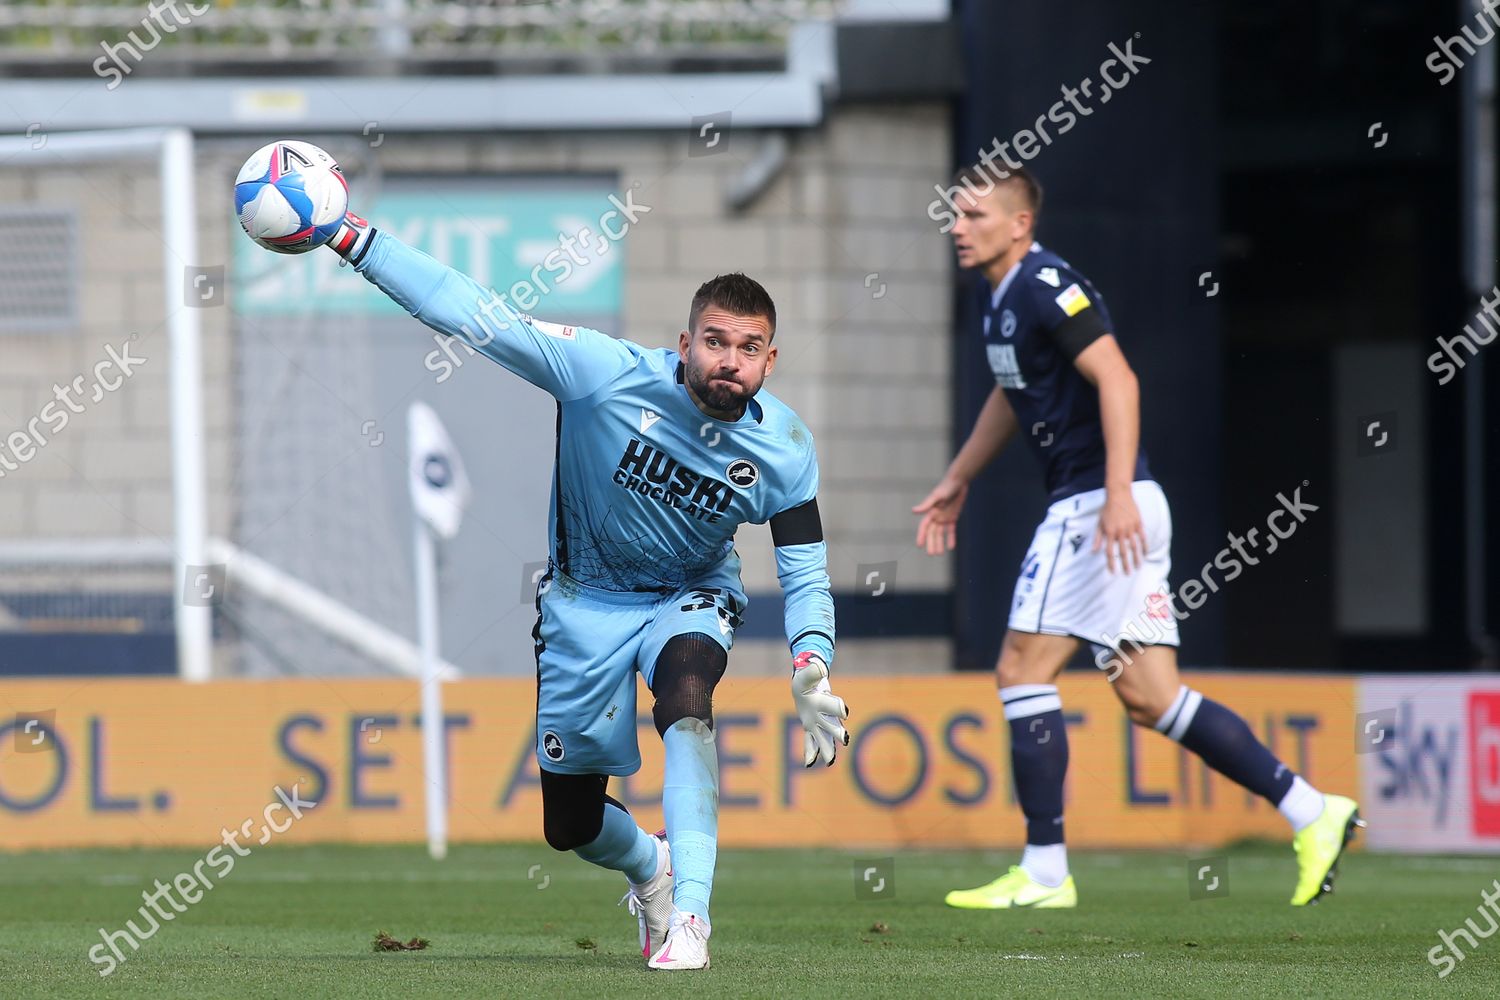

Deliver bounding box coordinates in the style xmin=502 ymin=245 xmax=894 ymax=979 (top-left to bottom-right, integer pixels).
xmin=0 ymin=842 xmax=1493 ymax=998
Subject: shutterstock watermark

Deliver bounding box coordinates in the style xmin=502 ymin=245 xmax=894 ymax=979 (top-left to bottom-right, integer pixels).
xmin=1428 ymin=878 xmax=1500 ymax=978
xmin=1095 ymin=485 xmax=1319 ymax=679
xmin=88 ymin=783 xmax=316 ymax=977
xmin=0 ymin=337 xmax=147 ymax=479
xmin=93 ymin=0 xmax=212 ymax=90
xmin=927 ymin=36 xmax=1149 ymax=232
xmin=1427 ymin=1 xmax=1500 ymax=86
xmin=1427 ymin=284 xmax=1499 ymax=385
xmin=423 ymin=189 xmax=651 ymax=383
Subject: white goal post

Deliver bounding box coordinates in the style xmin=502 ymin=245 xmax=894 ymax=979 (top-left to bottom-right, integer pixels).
xmin=0 ymin=127 xmax=211 ymax=680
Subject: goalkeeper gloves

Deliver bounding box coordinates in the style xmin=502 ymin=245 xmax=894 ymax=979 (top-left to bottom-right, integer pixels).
xmin=328 ymin=210 xmax=374 ymax=264
xmin=791 ymin=651 xmax=850 ymax=767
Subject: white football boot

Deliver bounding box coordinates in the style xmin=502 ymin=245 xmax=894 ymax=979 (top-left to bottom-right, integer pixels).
xmin=619 ymin=831 xmax=674 ymax=960
xmin=647 ymin=908 xmax=711 ymax=971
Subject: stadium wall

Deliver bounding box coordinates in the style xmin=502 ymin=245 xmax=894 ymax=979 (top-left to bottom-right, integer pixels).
xmin=0 ymin=162 xmax=234 ymax=543
xmin=0 ymin=103 xmax=956 ymax=677
xmin=3 ymin=670 xmax=1488 ymax=853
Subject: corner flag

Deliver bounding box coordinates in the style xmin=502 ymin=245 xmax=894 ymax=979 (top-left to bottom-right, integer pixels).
xmin=406 ymin=400 xmax=469 ymax=860
xmin=407 ymin=401 xmax=470 ymax=540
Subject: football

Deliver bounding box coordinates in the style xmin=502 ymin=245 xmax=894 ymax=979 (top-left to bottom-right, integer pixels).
xmin=234 ymin=139 xmax=349 ymax=254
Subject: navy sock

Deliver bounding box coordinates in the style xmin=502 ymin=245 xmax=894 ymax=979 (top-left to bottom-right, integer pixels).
xmin=1157 ymin=686 xmax=1295 ymax=804
xmin=1003 ymin=685 xmax=1069 ymax=845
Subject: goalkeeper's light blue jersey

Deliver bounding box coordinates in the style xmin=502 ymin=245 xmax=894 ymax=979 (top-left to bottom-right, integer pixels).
xmin=353 ymin=232 xmax=836 ymax=664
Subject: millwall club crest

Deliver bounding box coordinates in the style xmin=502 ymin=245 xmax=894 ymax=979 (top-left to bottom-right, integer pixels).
xmin=725 ymin=459 xmax=759 ymax=489
xmin=1000 ymin=308 xmax=1017 ymax=339
xmin=542 ymin=730 xmax=566 ymax=762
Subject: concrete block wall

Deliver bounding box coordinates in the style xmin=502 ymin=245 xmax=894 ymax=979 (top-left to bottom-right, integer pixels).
xmin=0 ymin=162 xmax=235 ymax=546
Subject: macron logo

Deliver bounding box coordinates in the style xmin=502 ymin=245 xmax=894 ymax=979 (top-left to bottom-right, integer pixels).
xmin=1037 ymin=267 xmax=1061 ymax=288
xmin=640 ymin=409 xmax=662 ymax=433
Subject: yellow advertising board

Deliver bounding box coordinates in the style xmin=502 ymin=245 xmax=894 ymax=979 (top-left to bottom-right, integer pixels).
xmin=0 ymin=672 xmax=1357 ymax=851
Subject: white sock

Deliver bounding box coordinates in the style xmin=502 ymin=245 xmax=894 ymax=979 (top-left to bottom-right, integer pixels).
xmin=1020 ymin=843 xmax=1068 ymax=887
xmin=1277 ymin=775 xmax=1325 ymax=832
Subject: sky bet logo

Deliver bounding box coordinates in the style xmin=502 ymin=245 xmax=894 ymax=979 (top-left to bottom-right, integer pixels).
xmin=1372 ymin=701 xmax=1458 ymax=827
xmin=612 ymin=438 xmax=737 ymax=523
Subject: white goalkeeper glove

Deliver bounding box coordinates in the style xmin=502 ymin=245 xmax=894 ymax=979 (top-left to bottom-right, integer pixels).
xmin=791 ymin=651 xmax=849 ymax=767
xmin=328 ymin=210 xmax=374 ymax=264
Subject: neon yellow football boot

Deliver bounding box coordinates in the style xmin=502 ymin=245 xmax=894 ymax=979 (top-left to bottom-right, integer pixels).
xmin=945 ymin=866 xmax=1077 ymax=909
xmin=1291 ymin=794 xmax=1364 ymax=905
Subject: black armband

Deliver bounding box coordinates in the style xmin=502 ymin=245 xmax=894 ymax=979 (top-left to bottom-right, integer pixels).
xmin=1049 ymin=308 xmax=1108 ymax=360
xmin=769 ymin=497 xmax=824 ymax=547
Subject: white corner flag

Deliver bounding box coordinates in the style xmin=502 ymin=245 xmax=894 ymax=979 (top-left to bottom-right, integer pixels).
xmin=408 ymin=401 xmax=471 ymax=540
xmin=407 ymin=401 xmax=469 ymax=860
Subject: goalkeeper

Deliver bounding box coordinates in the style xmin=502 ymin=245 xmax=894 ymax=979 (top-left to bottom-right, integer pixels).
xmin=310 ymin=211 xmax=848 ymax=971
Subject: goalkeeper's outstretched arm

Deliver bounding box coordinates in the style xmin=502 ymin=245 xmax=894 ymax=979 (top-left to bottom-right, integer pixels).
xmin=768 ymin=446 xmax=849 ymax=767
xmin=329 ymin=214 xmax=631 ymax=402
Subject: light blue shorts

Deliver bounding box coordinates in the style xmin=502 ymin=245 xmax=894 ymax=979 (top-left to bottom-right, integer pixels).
xmin=530 ymin=567 xmax=745 ymax=776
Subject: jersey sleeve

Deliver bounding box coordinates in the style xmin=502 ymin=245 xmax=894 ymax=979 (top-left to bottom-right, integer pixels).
xmin=353 ymin=230 xmax=632 ymax=401
xmin=767 ymin=440 xmax=835 ymax=666
xmin=1028 ymin=266 xmax=1111 ymax=360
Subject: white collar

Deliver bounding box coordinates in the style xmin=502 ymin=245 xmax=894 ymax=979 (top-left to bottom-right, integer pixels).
xmin=988 ymin=241 xmax=1042 ymax=309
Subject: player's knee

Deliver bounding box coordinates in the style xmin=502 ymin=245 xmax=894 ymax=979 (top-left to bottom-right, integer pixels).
xmin=995 ymin=638 xmax=1024 ymax=687
xmin=1116 ymin=682 xmax=1175 ymax=728
xmin=650 ymin=632 xmax=727 ymax=736
xmin=996 ymin=638 xmax=1060 ymax=688
xmin=543 ymin=806 xmax=601 ymax=852
xmin=539 ymin=770 xmax=607 ymax=852
xmin=996 ymin=656 xmax=1034 ymax=689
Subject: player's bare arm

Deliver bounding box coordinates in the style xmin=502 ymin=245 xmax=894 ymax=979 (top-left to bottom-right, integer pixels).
xmin=1072 ymin=334 xmax=1146 ymax=575
xmin=913 ymin=384 xmax=1019 ymax=555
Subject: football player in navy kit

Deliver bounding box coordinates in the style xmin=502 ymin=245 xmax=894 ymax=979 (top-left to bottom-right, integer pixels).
xmin=914 ymin=164 xmax=1360 ymax=908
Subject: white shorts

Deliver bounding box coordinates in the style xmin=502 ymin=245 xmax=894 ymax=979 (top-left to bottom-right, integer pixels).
xmin=1008 ymin=480 xmax=1180 ymax=652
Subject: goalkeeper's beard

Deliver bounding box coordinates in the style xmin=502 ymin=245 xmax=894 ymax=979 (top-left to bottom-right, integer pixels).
xmin=685 ymin=362 xmax=758 ymax=416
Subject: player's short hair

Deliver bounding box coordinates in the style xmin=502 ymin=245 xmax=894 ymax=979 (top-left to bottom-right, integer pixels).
xmin=688 ymin=273 xmax=777 ymax=340
xmin=953 ymin=162 xmax=1044 ymax=222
